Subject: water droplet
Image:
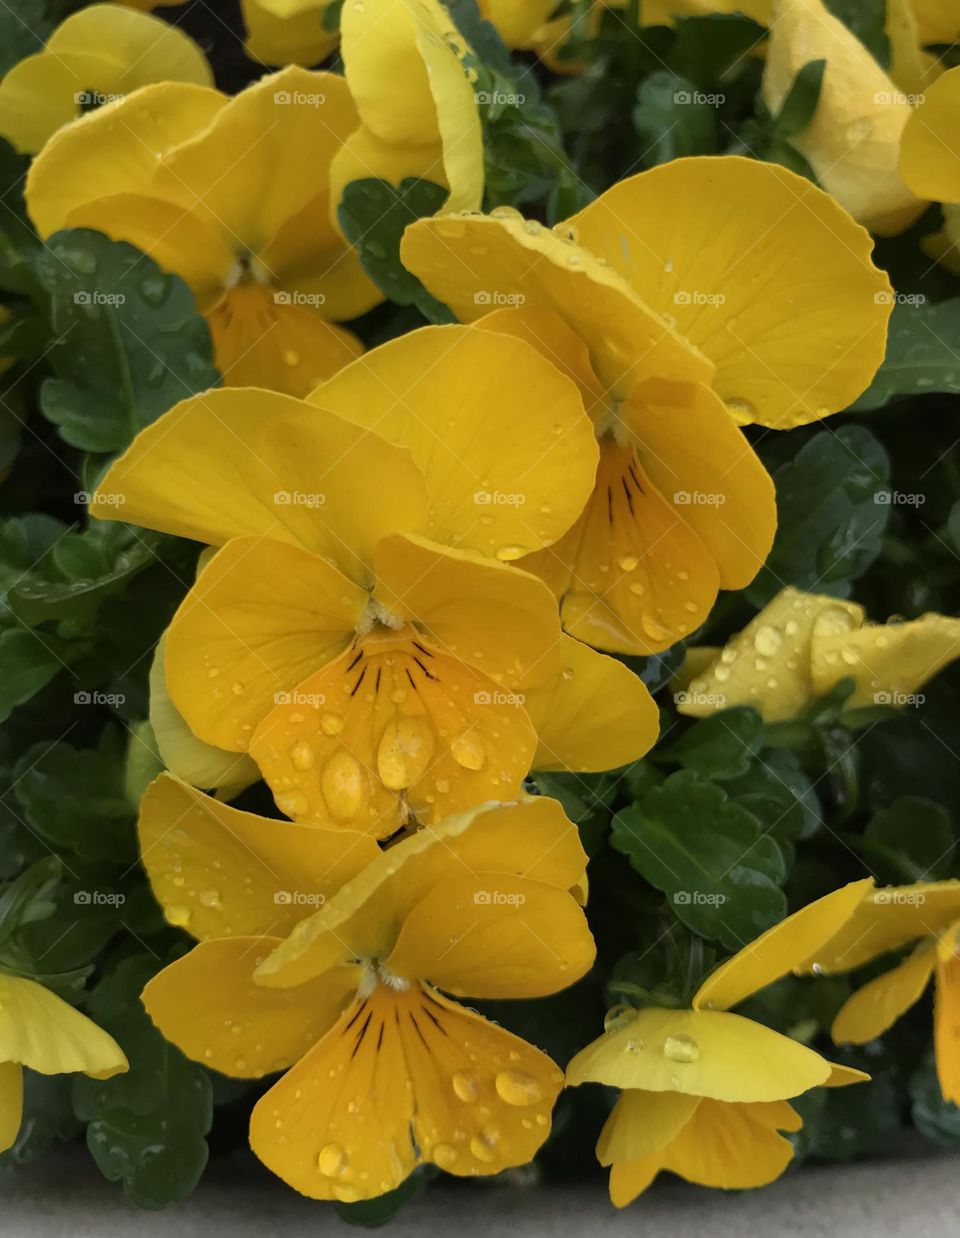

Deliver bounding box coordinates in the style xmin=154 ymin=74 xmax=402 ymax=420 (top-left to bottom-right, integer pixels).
xmin=432 ymin=1142 xmax=458 ymax=1169
xmin=317 ymin=1143 xmax=348 ymax=1176
xmin=282 ymin=349 xmax=300 ymax=368
xmin=495 ymin=1071 xmax=542 ymax=1106
xmin=198 ymin=887 xmax=221 ymax=909
xmin=753 ymin=625 xmax=783 ymax=657
xmin=452 ymin=1070 xmax=479 ymax=1102
xmin=167 ymin=906 xmax=190 ymax=927
xmin=469 ymin=1132 xmax=497 ymax=1163
xmin=377 ymin=716 xmax=434 ymax=790
xmin=618 ymin=555 xmax=639 ymax=572
xmin=450 ymin=731 xmax=486 ymax=771
xmin=603 ymin=1004 xmax=638 ymax=1034
xmin=663 ymin=1033 xmax=700 ymax=1063
xmin=320 ymin=712 xmax=344 ymax=736
xmin=321 ymin=752 xmax=364 ymax=820
xmin=140 ymin=273 xmax=171 ymax=307
xmin=495 ymin=544 xmax=524 ymax=561
xmin=334 ymin=1184 xmax=362 ymax=1203
xmin=290 ymin=741 xmax=315 ymax=771
xmin=726 ymin=397 xmax=757 ymax=420
xmin=276 ymin=791 xmax=308 ymax=818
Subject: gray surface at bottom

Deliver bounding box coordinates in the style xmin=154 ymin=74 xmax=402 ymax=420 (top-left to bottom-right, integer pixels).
xmin=2 ymin=1145 xmax=957 ymax=1236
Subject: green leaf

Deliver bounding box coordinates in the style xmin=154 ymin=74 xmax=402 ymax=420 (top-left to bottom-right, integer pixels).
xmin=0 ymin=1072 xmax=80 ymax=1175
xmin=611 ymin=771 xmax=787 ymax=948
xmin=0 ymin=857 xmax=60 ymax=949
xmin=853 ymin=298 xmax=960 ymax=410
xmin=530 ymin=770 xmax=617 ymax=857
xmin=824 ymin=0 xmax=889 ymax=66
xmin=670 ymin=14 xmax=767 ymax=89
xmin=34 ymin=229 xmax=219 ymax=452
xmin=774 ymin=59 xmax=826 ymax=138
xmin=723 ymin=749 xmax=820 ymax=844
xmin=73 ymin=955 xmax=212 ymax=1210
xmin=632 ymin=71 xmax=718 ymax=164
xmin=0 ymin=626 xmax=65 ymax=721
xmin=911 ymin=1054 xmax=960 ymax=1146
xmin=337 ymin=179 xmax=454 ymax=322
xmin=860 ymin=796 xmax=955 ymax=882
xmin=0 ymin=138 xmax=39 ymax=293
xmin=748 ymin=426 xmax=890 ymax=606
xmin=13 ymin=733 xmax=137 ymax=863
xmin=0 ymin=1 xmax=50 ymax=77
xmin=657 ymin=707 xmax=764 ymax=780
xmin=793 ymin=1063 xmax=900 ymax=1160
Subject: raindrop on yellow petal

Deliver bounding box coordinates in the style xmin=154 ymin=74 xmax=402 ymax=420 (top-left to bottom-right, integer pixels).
xmin=469 ymin=1132 xmax=498 ymax=1163
xmin=452 ymin=1070 xmax=480 ymax=1102
xmin=167 ymin=906 xmax=191 ymax=928
xmin=753 ymin=625 xmax=783 ymax=657
xmin=376 ymin=716 xmax=434 ymax=790
xmin=663 ymin=1033 xmax=700 ymax=1063
xmin=450 ymin=732 xmax=486 ymax=771
xmin=317 ymin=1143 xmax=348 ymax=1176
xmin=603 ymin=1004 xmax=638 ymax=1034
xmin=432 ymin=1143 xmax=458 ymax=1169
xmin=333 ymin=1184 xmax=362 ymax=1203
xmin=494 ymin=1071 xmax=542 ymax=1107
xmin=320 ymin=713 xmax=345 ymax=736
xmin=321 ymin=752 xmax=364 ymax=821
xmin=290 ymin=741 xmax=315 ymax=771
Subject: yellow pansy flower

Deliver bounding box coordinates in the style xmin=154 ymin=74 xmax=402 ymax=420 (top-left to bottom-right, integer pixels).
xmin=0 ymin=972 xmax=128 ymax=1153
xmin=329 ymin=0 xmax=484 ymax=222
xmin=138 ymin=775 xmax=595 ymax=1200
xmin=402 ymin=156 xmax=891 ymax=654
xmin=240 ymin=0 xmax=339 ymax=66
xmin=762 ymin=0 xmax=926 ymax=235
xmin=676 ymin=586 xmax=960 ymax=722
xmin=566 ymin=879 xmax=872 ymax=1206
xmin=900 ymin=66 xmax=960 ymax=272
xmin=0 ymin=3 xmax=210 ymax=155
xmin=908 ymin=0 xmax=960 ymax=46
xmin=92 ymin=325 xmax=658 ymax=835
xmin=25 ymin=67 xmax=378 ymax=397
xmin=798 ymin=882 xmax=960 ymax=1105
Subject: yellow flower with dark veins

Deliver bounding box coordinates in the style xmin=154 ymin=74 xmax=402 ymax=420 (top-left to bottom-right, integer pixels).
xmin=0 ymin=971 xmax=128 ymax=1153
xmin=797 ymin=882 xmax=960 ymax=1105
xmin=25 ymin=68 xmax=379 ymax=397
xmin=402 ymin=156 xmax=891 ymax=654
xmin=92 ymin=324 xmax=658 ymax=835
xmin=329 ymin=0 xmax=484 ymax=223
xmin=0 ymin=3 xmax=211 ymax=155
xmin=676 ymin=586 xmax=960 ymax=722
xmin=566 ymin=879 xmax=873 ymax=1207
xmin=762 ymin=0 xmax=926 ymax=236
xmin=900 ymin=66 xmax=960 ymax=273
xmin=138 ymin=775 xmax=595 ymax=1200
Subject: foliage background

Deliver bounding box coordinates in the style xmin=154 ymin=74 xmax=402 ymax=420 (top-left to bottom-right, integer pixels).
xmin=0 ymin=0 xmax=958 ymax=1221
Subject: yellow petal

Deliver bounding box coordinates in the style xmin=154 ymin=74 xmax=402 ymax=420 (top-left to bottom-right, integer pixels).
xmin=256 ymin=796 xmax=587 ymax=988
xmin=478 ymin=0 xmax=558 ymax=47
xmin=565 ymin=156 xmax=893 ymax=428
xmin=608 ymin=1153 xmax=664 ymax=1207
xmin=0 ymin=1061 xmax=22 ymax=1153
xmin=25 ymin=81 xmax=224 ymax=236
xmin=401 ymin=212 xmax=715 ymax=399
xmin=886 ymin=0 xmax=943 ymax=98
xmin=241 ymin=0 xmax=340 ymax=67
xmin=831 ymin=945 xmax=935 ymax=1045
xmin=620 ymin=378 xmax=776 ymax=591
xmin=678 ymin=588 xmax=864 ymax=722
xmin=824 ymin=1061 xmax=872 ymax=1087
xmin=565 ymin=1007 xmax=832 ymax=1101
xmin=156 ymin=68 xmax=359 ymax=253
xmin=694 ymin=878 xmax=875 ymax=1013
xmin=250 ymin=982 xmax=562 ymax=1199
xmin=249 ymin=626 xmax=537 ymax=835
xmin=902 ymin=62 xmax=960 ymax=205
xmin=165 ymin=537 xmax=364 ymax=753
xmin=523 ymin=438 xmax=719 ymax=655
xmin=799 ymin=881 xmax=960 ymax=973
xmin=934 ymin=954 xmax=960 ymax=1105
xmin=148 ymin=637 xmax=259 ymax=798
xmin=524 ymin=635 xmax=659 ymax=772
xmin=909 ymin=0 xmax=960 ymax=45
xmin=0 ymin=974 xmax=127 ymax=1079
xmin=207 ymin=284 xmax=363 ymax=397
xmin=762 ymin=0 xmax=925 ymax=235
xmin=142 ymin=938 xmax=360 ymax=1078
xmin=374 ymin=532 xmax=564 ymax=682
xmin=310 ymin=325 xmax=597 ymax=559
xmin=384 ymin=874 xmax=595 ymax=998
xmin=138 ymin=772 xmax=380 ymax=940
xmin=658 ymin=1095 xmax=797 ymax=1189
xmin=475 ymin=305 xmax=607 ymax=421
xmin=328 ymin=125 xmax=450 ymax=224
xmin=338 ymin=0 xmax=483 ymax=212
xmin=0 ymin=5 xmax=211 ymax=155
xmin=596 ymin=1088 xmax=700 ymax=1167
xmin=94 ymin=390 xmax=427 ymax=583
xmin=810 ymin=611 xmax=960 ymax=708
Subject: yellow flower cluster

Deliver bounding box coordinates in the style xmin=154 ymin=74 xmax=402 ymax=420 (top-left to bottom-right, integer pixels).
xmin=4 ymin=0 xmax=956 ymax=1209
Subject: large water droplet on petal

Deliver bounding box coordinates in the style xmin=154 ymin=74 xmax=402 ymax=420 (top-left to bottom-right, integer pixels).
xmin=494 ymin=1070 xmax=542 ymax=1107
xmin=377 ymin=716 xmax=434 ymax=790
xmin=663 ymin=1033 xmax=700 ymax=1063
xmin=753 ymin=625 xmax=783 ymax=657
xmin=450 ymin=732 xmax=486 ymax=771
xmin=452 ymin=1070 xmax=479 ymax=1102
xmin=317 ymin=1143 xmax=348 ymax=1176
xmin=603 ymin=1004 xmax=638 ymax=1035
xmin=432 ymin=1142 xmax=458 ymax=1169
xmin=321 ymin=752 xmax=364 ymax=820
